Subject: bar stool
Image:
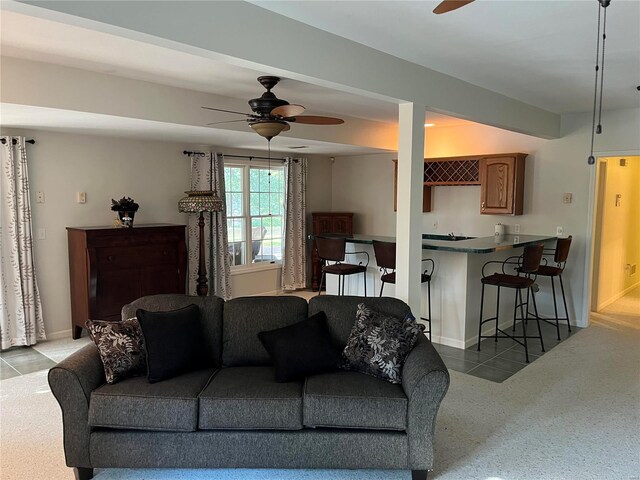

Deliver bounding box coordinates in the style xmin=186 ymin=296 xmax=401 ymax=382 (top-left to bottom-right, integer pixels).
xmin=477 ymin=244 xmax=545 ymax=363
xmin=532 ymin=236 xmax=573 ymax=340
xmin=316 ymin=236 xmax=369 ymax=296
xmin=372 ymin=240 xmax=434 ymax=338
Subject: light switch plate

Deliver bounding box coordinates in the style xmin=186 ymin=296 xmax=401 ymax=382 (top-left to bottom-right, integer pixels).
xmin=514 ymin=224 xmax=520 ymax=233
xmin=77 ymin=192 xmax=86 ymax=204
xmin=37 ymin=228 xmax=46 ymax=240
xmin=563 ymin=193 xmax=572 ymax=204
xmin=556 ymin=226 xmax=563 ymax=236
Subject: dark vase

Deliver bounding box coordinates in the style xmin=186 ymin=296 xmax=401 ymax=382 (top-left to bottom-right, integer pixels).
xmin=117 ymin=210 xmax=136 ymax=228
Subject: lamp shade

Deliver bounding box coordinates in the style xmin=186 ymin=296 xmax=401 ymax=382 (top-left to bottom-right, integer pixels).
xmin=249 ymin=121 xmax=287 ymax=139
xmin=178 ymin=190 xmax=223 ymax=213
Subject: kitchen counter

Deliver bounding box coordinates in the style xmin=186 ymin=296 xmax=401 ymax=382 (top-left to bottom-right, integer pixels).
xmin=310 ymin=233 xmax=557 ymax=254
xmin=310 ymin=232 xmax=559 ymax=348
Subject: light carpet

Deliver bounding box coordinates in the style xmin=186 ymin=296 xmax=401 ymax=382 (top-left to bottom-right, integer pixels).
xmin=1 ymin=308 xmax=638 ymax=480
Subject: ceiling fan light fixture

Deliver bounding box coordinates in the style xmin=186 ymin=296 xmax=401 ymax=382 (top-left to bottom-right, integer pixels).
xmin=249 ymin=120 xmax=288 ymax=140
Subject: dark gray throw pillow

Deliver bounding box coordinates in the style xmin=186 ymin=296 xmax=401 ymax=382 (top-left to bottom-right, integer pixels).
xmin=258 ymin=311 xmax=342 ymax=383
xmin=136 ymin=304 xmax=204 ymax=383
xmin=86 ymin=317 xmax=146 ymax=384
xmin=341 ymin=303 xmax=423 ymax=384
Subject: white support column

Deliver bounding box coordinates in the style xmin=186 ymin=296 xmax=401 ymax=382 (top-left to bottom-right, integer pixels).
xmin=396 ymin=102 xmax=425 ymax=316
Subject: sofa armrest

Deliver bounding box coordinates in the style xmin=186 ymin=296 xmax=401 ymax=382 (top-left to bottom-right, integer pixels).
xmin=48 ymin=343 xmax=105 ymax=468
xmin=401 ymin=335 xmax=450 ymax=470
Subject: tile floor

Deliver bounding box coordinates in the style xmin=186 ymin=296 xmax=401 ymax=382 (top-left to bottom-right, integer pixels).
xmin=0 ymin=336 xmax=91 ymax=380
xmin=433 ymin=319 xmax=581 ymax=383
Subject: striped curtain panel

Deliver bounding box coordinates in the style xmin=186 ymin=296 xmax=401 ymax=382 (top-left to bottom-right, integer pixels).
xmin=281 ymin=157 xmax=307 ymax=291
xmin=0 ymin=136 xmax=46 ymax=349
xmin=186 ymin=152 xmax=231 ymax=299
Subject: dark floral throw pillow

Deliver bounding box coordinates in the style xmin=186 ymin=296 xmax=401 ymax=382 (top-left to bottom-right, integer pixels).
xmin=341 ymin=303 xmax=423 ymax=384
xmin=86 ymin=318 xmax=147 ymax=384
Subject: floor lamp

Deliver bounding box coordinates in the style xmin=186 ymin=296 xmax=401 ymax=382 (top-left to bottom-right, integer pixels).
xmin=178 ymin=190 xmax=223 ymax=296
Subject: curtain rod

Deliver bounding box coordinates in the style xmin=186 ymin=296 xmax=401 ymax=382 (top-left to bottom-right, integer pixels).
xmin=1 ymin=138 xmax=36 ymax=145
xmin=183 ymin=150 xmax=288 ymax=162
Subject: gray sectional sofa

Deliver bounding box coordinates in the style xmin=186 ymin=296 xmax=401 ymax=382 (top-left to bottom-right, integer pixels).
xmin=49 ymin=294 xmax=450 ymax=480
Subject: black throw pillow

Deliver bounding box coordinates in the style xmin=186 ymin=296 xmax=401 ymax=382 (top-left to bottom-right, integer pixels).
xmin=258 ymin=311 xmax=342 ymax=383
xmin=136 ymin=304 xmax=204 ymax=383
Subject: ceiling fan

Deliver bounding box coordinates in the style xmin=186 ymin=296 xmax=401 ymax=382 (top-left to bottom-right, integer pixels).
xmin=433 ymin=0 xmax=475 ymax=15
xmin=202 ymin=76 xmax=345 ymax=140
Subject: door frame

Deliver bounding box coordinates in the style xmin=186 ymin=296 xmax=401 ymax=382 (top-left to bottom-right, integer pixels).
xmin=583 ymin=149 xmax=640 ymax=323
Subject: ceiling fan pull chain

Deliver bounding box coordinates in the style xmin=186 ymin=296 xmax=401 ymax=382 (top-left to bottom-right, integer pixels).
xmin=268 ymin=139 xmax=272 ymax=216
xmin=588 ymin=1 xmax=603 ymax=165
xmin=596 ymin=6 xmax=608 ymax=135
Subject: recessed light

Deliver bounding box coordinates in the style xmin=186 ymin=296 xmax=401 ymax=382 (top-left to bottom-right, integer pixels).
xmin=424 ymin=123 xmax=435 ymax=127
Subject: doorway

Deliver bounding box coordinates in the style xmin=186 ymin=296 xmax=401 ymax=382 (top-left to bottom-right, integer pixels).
xmin=590 ymin=156 xmax=640 ymax=314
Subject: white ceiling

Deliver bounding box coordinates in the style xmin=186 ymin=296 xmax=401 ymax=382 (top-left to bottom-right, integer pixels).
xmin=2 ymin=1 xmax=638 ymax=150
xmin=0 ymin=10 xmax=465 ymax=127
xmin=252 ymin=0 xmax=640 ymax=113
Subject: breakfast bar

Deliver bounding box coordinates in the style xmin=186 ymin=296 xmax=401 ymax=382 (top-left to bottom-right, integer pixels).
xmin=313 ymin=233 xmax=557 ymax=348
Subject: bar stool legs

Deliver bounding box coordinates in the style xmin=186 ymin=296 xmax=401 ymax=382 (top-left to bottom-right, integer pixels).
xmin=559 ymin=274 xmax=571 ymax=333
xmin=477 ymin=284 xmax=545 ymax=363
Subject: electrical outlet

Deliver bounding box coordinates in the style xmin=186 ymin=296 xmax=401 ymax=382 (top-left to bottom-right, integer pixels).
xmin=563 ymin=193 xmax=573 ymax=204
xmin=432 ymin=220 xmax=438 ymax=231
xmin=513 ymin=236 xmax=520 ymax=243
xmin=35 ymin=191 xmax=45 ymax=203
xmin=514 ymin=224 xmax=520 ymax=233
xmin=77 ymin=192 xmax=86 ymax=204
xmin=556 ymin=226 xmax=563 ymax=236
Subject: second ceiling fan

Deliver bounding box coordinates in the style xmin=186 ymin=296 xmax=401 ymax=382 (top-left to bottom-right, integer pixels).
xmin=203 ymin=76 xmax=345 ymax=140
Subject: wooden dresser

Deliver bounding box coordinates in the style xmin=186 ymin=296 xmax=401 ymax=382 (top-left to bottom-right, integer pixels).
xmin=67 ymin=224 xmax=187 ymax=339
xmin=311 ymin=212 xmax=354 ymax=291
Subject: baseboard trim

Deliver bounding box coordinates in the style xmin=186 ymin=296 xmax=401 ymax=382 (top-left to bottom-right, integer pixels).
xmin=45 ymin=329 xmax=72 ymax=341
xmin=597 ymin=281 xmax=640 ymax=311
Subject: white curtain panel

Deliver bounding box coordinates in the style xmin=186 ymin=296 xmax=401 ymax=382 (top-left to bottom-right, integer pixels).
xmin=186 ymin=152 xmax=231 ymax=299
xmin=0 ymin=136 xmax=46 ymax=349
xmin=281 ymin=157 xmax=307 ymax=291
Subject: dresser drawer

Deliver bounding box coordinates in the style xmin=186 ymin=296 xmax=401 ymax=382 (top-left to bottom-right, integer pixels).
xmin=95 ymin=244 xmax=178 ymax=270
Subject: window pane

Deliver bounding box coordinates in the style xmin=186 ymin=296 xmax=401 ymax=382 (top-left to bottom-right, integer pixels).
xmin=228 ymin=241 xmax=245 ymax=266
xmin=250 ymin=168 xmax=260 ymax=191
xmin=227 ymin=167 xmax=242 ymax=192
xmin=250 ymin=193 xmax=260 ymax=216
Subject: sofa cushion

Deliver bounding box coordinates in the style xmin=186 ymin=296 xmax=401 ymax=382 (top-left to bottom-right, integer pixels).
xmin=308 ymin=296 xmax=412 ymax=347
xmin=198 ymin=366 xmax=303 ymax=430
xmin=258 ymin=311 xmax=342 ymax=382
xmin=137 ymin=304 xmax=205 ymax=383
xmin=222 ymin=296 xmax=308 ymax=366
xmin=303 ymin=370 xmax=408 ymax=431
xmin=88 ymin=368 xmax=217 ymax=432
xmin=122 ymin=295 xmax=224 ymax=368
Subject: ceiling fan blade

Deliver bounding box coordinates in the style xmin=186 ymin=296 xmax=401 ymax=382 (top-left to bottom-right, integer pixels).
xmin=433 ymin=0 xmax=475 ymax=14
xmin=206 ymin=119 xmax=249 ymax=126
xmin=201 ymin=106 xmax=252 ymax=116
xmin=282 ymin=123 xmax=291 ymax=132
xmin=271 ymin=104 xmax=306 ymax=117
xmin=290 ymin=115 xmax=344 ymax=125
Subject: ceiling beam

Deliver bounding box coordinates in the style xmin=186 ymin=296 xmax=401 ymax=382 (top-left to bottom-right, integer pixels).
xmin=8 ymin=0 xmax=561 ymax=139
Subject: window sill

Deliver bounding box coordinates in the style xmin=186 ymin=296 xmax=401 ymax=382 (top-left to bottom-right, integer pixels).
xmin=230 ymin=262 xmax=282 ymax=276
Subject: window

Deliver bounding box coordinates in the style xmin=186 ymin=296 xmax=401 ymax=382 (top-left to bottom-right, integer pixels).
xmin=224 ymin=163 xmax=285 ymax=267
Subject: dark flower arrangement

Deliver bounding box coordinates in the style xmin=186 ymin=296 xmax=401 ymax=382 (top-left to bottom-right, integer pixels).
xmin=110 ymin=197 xmax=139 ymax=212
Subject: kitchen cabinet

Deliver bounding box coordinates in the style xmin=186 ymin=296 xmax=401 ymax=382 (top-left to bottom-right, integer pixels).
xmin=67 ymin=224 xmax=187 ymax=339
xmin=311 ymin=212 xmax=353 ymax=291
xmin=479 ymin=153 xmax=527 ymax=215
